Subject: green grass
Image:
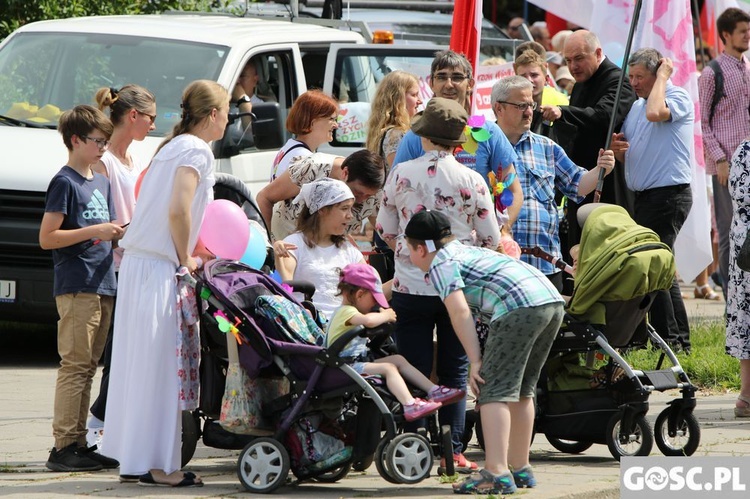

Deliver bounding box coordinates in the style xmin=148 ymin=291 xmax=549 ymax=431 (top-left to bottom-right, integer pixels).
xmin=621 ymin=320 xmax=740 ymax=392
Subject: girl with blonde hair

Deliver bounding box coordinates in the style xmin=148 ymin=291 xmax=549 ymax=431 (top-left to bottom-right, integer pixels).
xmin=101 ymin=80 xmax=229 ymax=487
xmin=365 ymin=70 xmax=422 ymax=169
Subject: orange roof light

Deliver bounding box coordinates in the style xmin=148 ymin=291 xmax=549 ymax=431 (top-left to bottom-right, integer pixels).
xmin=372 ymin=30 xmax=394 ymax=44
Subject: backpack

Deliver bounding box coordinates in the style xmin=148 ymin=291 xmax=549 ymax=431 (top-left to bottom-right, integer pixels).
xmin=707 ymin=59 xmax=725 ymax=125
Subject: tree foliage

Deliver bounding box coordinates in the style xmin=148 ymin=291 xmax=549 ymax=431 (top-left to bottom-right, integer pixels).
xmin=0 ymin=1 xmax=225 ymax=40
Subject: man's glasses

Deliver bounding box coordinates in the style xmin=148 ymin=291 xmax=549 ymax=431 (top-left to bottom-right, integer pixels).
xmin=497 ymin=101 xmax=538 ymax=112
xmin=82 ymin=136 xmax=111 ymax=150
xmin=432 ymin=73 xmax=469 ymax=83
xmin=137 ymin=110 xmax=157 ymax=124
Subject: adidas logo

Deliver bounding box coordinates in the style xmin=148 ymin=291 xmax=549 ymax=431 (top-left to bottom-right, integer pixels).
xmin=82 ymin=189 xmax=110 ymax=220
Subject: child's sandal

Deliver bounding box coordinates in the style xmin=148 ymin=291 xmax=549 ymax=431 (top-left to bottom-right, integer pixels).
xmin=452 ymin=469 xmax=516 ymax=495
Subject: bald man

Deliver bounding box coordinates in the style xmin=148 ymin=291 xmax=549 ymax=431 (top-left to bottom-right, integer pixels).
xmin=540 ymin=30 xmax=636 ymax=254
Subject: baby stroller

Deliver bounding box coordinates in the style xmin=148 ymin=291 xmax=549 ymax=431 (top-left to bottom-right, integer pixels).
xmin=465 ymin=205 xmax=700 ymax=461
xmin=189 ymin=259 xmax=439 ymax=493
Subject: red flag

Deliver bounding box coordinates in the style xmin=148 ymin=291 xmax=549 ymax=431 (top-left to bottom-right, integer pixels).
xmin=450 ymin=0 xmax=482 ymax=80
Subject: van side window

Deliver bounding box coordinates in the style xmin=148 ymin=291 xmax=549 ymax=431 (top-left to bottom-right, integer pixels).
xmin=224 ymin=49 xmax=296 ymax=153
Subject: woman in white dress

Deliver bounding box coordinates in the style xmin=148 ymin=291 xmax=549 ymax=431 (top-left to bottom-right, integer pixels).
xmin=86 ymin=84 xmax=156 ymax=441
xmin=101 ymin=80 xmax=229 ymax=487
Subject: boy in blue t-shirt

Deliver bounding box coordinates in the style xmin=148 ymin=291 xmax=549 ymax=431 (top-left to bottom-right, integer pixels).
xmin=40 ymin=105 xmax=123 ymax=472
xmin=405 ymin=210 xmax=564 ymax=496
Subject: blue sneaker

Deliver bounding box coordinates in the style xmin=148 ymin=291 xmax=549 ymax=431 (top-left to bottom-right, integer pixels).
xmin=512 ymin=465 xmax=537 ymax=488
xmin=453 ymin=468 xmax=517 ymax=495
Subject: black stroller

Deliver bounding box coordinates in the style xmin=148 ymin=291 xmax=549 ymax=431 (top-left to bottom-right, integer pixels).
xmin=464 ymin=205 xmax=700 ymax=461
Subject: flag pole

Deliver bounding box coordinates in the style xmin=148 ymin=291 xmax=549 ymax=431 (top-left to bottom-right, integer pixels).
xmin=593 ymin=0 xmax=644 ymax=203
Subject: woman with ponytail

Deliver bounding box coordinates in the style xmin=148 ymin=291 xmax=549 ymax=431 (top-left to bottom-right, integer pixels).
xmin=85 ymin=85 xmax=156 ymax=445
xmin=101 ymin=80 xmax=229 ymax=487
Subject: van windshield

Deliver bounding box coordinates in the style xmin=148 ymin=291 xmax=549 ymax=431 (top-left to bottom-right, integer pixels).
xmin=0 ymin=32 xmax=228 ymax=136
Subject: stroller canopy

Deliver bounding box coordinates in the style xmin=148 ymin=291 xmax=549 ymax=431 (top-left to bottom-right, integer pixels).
xmin=567 ymin=205 xmax=675 ymax=323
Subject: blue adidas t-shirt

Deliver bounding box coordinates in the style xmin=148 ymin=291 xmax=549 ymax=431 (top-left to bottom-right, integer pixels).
xmin=44 ymin=166 xmax=117 ymax=297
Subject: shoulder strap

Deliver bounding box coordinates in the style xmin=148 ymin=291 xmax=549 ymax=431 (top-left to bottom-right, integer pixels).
xmin=708 ymin=59 xmax=724 ymax=125
xmin=274 ymin=141 xmax=312 ymax=167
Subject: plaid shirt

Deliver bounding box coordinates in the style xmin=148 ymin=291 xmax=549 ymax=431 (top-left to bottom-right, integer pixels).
xmin=429 ymin=240 xmax=563 ymax=324
xmin=510 ymin=131 xmax=585 ymax=274
xmin=699 ymin=52 xmax=750 ymax=175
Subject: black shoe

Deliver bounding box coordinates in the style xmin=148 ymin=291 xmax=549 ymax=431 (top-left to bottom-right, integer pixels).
xmin=46 ymin=443 xmax=103 ymax=472
xmin=79 ymin=445 xmax=119 ymax=469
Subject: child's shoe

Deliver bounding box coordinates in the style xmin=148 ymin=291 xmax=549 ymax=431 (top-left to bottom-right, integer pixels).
xmin=440 ymin=452 xmax=479 ymax=474
xmin=452 ymin=468 xmax=517 ymax=495
xmin=512 ymin=465 xmax=537 ymax=488
xmin=403 ymin=398 xmax=442 ymax=421
xmin=428 ymin=385 xmax=466 ymax=405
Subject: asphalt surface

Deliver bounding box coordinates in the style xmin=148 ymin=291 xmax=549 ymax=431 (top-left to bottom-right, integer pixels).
xmin=0 ymin=283 xmax=737 ymax=498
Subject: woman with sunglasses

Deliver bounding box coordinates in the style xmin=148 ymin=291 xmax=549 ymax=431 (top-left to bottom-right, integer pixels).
xmin=86 ymin=84 xmax=156 ymax=447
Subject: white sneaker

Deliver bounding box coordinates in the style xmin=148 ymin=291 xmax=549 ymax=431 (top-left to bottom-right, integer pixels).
xmin=86 ymin=427 xmax=104 ymax=449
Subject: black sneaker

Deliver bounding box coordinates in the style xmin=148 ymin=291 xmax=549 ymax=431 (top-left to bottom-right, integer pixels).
xmin=79 ymin=445 xmax=119 ymax=469
xmin=46 ymin=443 xmax=103 ymax=472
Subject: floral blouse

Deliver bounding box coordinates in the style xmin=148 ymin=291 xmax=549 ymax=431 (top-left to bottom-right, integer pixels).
xmin=270 ymin=153 xmax=380 ymax=241
xmin=376 ymin=150 xmax=500 ymax=295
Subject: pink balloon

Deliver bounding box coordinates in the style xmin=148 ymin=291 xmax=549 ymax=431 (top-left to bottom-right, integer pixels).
xmin=199 ymin=199 xmax=250 ymax=259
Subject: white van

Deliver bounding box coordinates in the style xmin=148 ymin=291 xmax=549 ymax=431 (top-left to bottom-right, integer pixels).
xmin=0 ymin=13 xmax=437 ymax=323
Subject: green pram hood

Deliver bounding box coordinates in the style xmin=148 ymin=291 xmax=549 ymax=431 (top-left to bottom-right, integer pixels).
xmin=566 ymin=205 xmax=676 ymax=324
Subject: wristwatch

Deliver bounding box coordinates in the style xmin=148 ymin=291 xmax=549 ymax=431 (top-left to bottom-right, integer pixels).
xmin=236 ymin=95 xmax=252 ymax=107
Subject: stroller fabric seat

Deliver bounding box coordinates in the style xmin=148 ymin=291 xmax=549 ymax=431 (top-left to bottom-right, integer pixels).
xmin=568 ymin=205 xmax=676 ymax=325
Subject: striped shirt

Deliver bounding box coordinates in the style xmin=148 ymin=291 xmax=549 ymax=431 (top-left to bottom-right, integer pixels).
xmin=428 ymin=240 xmax=564 ymax=324
xmin=699 ymin=52 xmax=750 ymax=175
xmin=511 ymin=131 xmax=585 ymax=274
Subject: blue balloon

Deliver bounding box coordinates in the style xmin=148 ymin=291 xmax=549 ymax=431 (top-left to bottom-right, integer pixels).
xmin=239 ymin=224 xmax=267 ymax=269
xmin=269 ymin=270 xmax=282 ymax=283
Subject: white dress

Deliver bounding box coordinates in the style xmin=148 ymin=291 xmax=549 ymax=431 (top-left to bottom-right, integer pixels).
xmin=101 ymin=134 xmax=215 ymax=475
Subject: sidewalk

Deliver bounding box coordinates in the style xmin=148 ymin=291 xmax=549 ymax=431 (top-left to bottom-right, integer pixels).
xmin=0 ymin=285 xmax=740 ymax=498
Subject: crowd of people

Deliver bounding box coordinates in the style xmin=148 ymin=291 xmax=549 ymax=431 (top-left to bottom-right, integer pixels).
xmin=38 ymin=5 xmax=750 ymax=495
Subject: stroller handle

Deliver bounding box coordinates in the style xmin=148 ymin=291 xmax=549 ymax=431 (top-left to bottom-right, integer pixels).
xmin=521 ymin=247 xmax=574 ymax=275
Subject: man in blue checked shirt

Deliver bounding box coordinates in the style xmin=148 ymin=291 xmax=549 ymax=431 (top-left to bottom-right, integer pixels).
xmin=492 ymin=76 xmax=615 ymax=291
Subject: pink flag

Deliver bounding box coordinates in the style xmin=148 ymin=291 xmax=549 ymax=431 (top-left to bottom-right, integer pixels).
xmin=600 ymin=0 xmax=712 ymax=281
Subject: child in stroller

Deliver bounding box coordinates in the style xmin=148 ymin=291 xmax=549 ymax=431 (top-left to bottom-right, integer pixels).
xmin=190 ymin=259 xmax=452 ymax=493
xmin=329 ymin=263 xmax=465 ymax=421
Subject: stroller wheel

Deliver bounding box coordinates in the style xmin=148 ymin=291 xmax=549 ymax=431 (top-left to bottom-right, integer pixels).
xmin=654 ymin=408 xmax=700 ymax=456
xmin=181 ymin=410 xmax=200 ymax=468
xmin=546 ymin=436 xmax=593 ymax=454
xmin=351 ymin=454 xmax=374 ymax=472
xmin=606 ymin=413 xmax=653 ymax=461
xmin=385 ymin=433 xmax=433 ymax=484
xmin=313 ymin=463 xmax=352 ymax=483
xmin=237 ymin=437 xmax=290 ymax=493
xmin=374 ymin=438 xmax=400 ymax=484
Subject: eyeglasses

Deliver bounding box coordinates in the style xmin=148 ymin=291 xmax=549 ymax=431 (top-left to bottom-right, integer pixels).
xmin=82 ymin=136 xmax=111 ymax=149
xmin=137 ymin=110 xmax=157 ymax=124
xmin=432 ymin=73 xmax=469 ymax=84
xmin=497 ymin=101 xmax=538 ymax=112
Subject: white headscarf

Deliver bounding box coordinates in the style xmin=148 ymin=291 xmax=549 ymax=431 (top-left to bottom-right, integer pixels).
xmin=293 ymin=177 xmax=353 ymax=214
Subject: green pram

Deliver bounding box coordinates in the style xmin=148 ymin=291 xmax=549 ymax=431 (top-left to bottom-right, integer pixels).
xmin=535 ymin=204 xmax=700 ymax=460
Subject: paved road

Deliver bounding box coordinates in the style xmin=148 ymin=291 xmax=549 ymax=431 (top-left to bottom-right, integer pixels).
xmin=0 ymin=284 xmax=735 ymax=498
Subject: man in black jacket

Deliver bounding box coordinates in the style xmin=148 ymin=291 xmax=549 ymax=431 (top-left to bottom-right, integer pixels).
xmin=541 ymin=30 xmax=636 ymax=252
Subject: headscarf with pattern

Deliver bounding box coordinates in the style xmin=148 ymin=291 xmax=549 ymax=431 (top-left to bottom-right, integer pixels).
xmin=293 ymin=177 xmax=353 ymax=214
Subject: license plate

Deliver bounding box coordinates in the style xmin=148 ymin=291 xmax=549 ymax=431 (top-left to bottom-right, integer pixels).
xmin=0 ymin=280 xmax=16 ymax=303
